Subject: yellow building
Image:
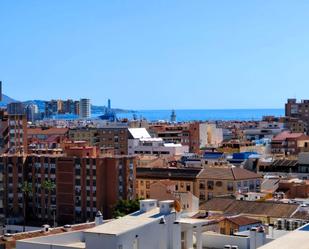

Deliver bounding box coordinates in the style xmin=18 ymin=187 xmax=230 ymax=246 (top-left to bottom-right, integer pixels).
xmin=136 ymin=167 xmax=200 ymax=199
xmin=196 ymin=166 xmax=262 ymax=201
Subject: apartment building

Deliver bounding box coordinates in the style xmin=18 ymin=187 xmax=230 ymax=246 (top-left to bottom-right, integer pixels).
xmin=0 ymin=110 xmax=9 ymax=154
xmin=271 ymin=131 xmax=309 ymax=155
xmin=196 ymin=167 xmax=262 ymax=201
xmin=79 ymin=98 xmax=91 ymax=119
xmin=286 ymin=99 xmax=309 ymax=122
xmin=68 ymin=126 xmax=129 ymax=155
xmin=45 ymin=99 xmax=80 ymax=117
xmin=149 ymin=122 xmax=223 ymax=154
xmin=0 ymin=149 xmax=136 ymax=225
xmin=7 ymin=114 xmax=27 ymax=154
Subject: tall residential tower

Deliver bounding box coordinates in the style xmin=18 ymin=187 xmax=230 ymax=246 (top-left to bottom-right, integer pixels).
xmin=79 ymin=98 xmax=91 ymax=119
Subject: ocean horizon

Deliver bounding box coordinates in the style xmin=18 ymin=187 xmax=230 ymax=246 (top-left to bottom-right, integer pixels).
xmin=115 ymin=108 xmax=285 ymax=122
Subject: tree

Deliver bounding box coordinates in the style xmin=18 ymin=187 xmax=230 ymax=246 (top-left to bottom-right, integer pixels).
xmin=21 ymin=181 xmax=32 ymax=232
xmin=42 ymin=180 xmax=56 ymax=223
xmin=113 ymin=199 xmax=141 ymax=218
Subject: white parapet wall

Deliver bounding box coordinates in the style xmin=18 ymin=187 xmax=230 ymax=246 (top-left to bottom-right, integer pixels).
xmin=202 ymin=232 xmax=250 ymax=249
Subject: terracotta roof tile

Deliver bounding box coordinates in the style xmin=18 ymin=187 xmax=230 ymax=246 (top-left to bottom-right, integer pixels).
xmin=225 ymin=216 xmax=262 ymax=226
xmin=201 ymin=198 xmax=299 ymax=219
xmin=198 ymin=167 xmax=262 ymax=180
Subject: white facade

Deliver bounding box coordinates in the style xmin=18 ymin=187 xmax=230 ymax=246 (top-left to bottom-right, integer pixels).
xmin=198 ymin=123 xmax=223 ymax=148
xmin=128 ymin=128 xmax=189 ymax=156
xmin=16 ymin=199 xmax=209 ymax=249
xmin=207 ymin=124 xmax=224 ymax=147
xmin=79 ymin=98 xmax=91 ymax=119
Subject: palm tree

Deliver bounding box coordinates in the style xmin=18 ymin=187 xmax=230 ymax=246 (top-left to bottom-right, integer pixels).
xmin=21 ymin=181 xmax=32 ymax=232
xmin=42 ymin=180 xmax=55 ymax=223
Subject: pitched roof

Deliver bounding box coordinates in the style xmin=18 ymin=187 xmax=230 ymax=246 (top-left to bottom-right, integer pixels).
xmin=201 ymin=198 xmax=300 ymax=219
xmin=225 ymin=216 xmax=262 ymax=226
xmin=272 ymin=131 xmax=307 ymax=141
xmin=128 ymin=128 xmax=151 ymax=139
xmin=28 ymin=128 xmax=68 ymax=136
xmin=197 ymin=167 xmax=262 ymax=180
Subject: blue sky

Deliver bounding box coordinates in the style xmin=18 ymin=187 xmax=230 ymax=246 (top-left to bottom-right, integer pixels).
xmin=1 ymin=1 xmax=309 ymax=109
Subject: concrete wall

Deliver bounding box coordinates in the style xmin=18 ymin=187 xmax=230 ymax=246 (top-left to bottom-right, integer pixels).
xmin=202 ymin=232 xmax=249 ymax=249
xmin=85 ymin=213 xmax=178 ymax=249
xmin=16 ymin=231 xmax=84 ymax=249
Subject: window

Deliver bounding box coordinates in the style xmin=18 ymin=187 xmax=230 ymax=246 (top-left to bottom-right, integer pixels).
xmin=146 ymin=181 xmax=150 ymax=189
xmin=199 ymin=180 xmax=205 ymax=190
xmin=186 ymin=184 xmax=191 ymax=192
xmin=207 ymin=181 xmax=214 ymax=190
xmin=227 ymin=182 xmax=234 ymax=192
xmin=215 ymin=181 xmax=223 ymax=187
xmin=249 ymin=180 xmax=255 ymax=191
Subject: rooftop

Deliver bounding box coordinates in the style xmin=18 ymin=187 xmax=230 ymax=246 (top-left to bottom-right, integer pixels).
xmin=28 ymin=127 xmax=69 ymax=135
xmin=197 ymin=167 xmax=262 ymax=180
xmin=201 ymin=198 xmax=300 ymax=218
xmin=259 ymin=224 xmax=309 ymax=249
xmin=272 ymin=131 xmax=308 ymax=141
xmin=137 ymin=167 xmax=202 ymax=180
xmin=224 ymin=215 xmax=262 ymax=226
xmin=128 ymin=128 xmax=151 ymax=139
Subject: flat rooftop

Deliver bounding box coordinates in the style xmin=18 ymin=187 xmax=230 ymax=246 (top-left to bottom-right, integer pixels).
xmin=85 ymin=208 xmax=162 ymax=236
xmin=259 ymin=229 xmax=309 ymax=249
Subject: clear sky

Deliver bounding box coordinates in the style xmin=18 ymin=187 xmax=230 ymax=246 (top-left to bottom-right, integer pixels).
xmin=1 ymin=1 xmax=309 ymax=109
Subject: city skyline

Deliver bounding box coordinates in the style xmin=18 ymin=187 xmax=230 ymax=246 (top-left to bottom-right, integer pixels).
xmin=2 ymin=1 xmax=309 ymax=109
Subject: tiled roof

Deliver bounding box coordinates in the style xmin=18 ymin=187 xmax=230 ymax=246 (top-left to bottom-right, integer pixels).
xmin=225 ymin=216 xmax=262 ymax=226
xmin=292 ymin=211 xmax=309 ymax=220
xmin=0 ymin=222 xmax=96 ymax=247
xmin=272 ymin=131 xmax=307 ymax=141
xmin=28 ymin=128 xmax=69 ymax=135
xmin=201 ymin=198 xmax=299 ymax=219
xmin=197 ymin=167 xmax=262 ymax=180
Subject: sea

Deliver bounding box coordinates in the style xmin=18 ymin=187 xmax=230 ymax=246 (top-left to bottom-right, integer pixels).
xmin=115 ymin=109 xmax=285 ymax=122
xmin=52 ymin=109 xmax=285 ymax=122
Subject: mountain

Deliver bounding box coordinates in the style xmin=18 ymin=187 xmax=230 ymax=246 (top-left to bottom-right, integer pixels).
xmin=0 ymin=94 xmax=17 ymax=106
xmin=23 ymin=100 xmax=46 ymax=111
xmin=0 ymin=95 xmax=132 ymax=114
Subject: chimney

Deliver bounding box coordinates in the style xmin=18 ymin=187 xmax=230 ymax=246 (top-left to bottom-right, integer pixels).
xmin=41 ymin=224 xmax=50 ymax=233
xmin=95 ymin=211 xmax=104 ymax=226
xmin=256 ymin=227 xmax=266 ymax=248
xmin=159 ymin=200 xmax=175 ymax=215
xmin=140 ymin=199 xmax=158 ymax=213
xmin=63 ymin=224 xmax=72 ymax=232
xmin=2 ymin=233 xmax=13 ymax=241
xmin=250 ymin=227 xmax=266 ymax=249
xmin=268 ymin=224 xmax=274 ymax=239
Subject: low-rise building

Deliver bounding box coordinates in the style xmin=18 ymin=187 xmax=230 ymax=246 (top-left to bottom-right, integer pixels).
xmin=219 ymin=215 xmax=262 ymax=235
xmin=196 ymin=167 xmax=262 ymax=201
xmin=271 ymin=131 xmax=309 ymax=155
xmin=136 ymin=167 xmax=201 ymax=199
